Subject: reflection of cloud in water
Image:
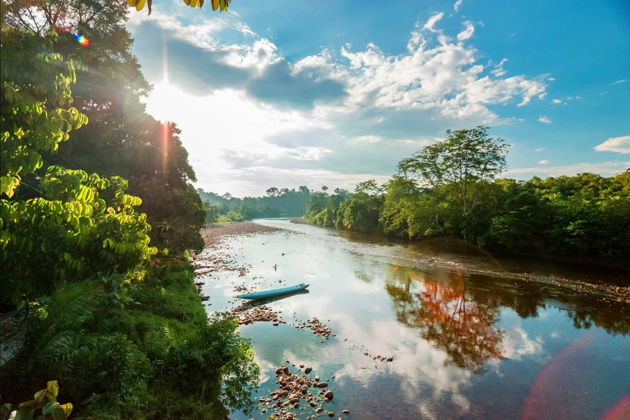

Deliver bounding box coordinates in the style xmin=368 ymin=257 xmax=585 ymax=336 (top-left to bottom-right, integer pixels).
xmin=255 ymin=359 xmax=276 ymax=384
xmin=501 ymin=326 xmax=544 ymax=361
xmin=331 ymin=316 xmax=473 ymax=417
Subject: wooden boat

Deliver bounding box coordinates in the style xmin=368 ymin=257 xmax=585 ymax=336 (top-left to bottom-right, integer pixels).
xmin=236 ymin=283 xmax=309 ymax=300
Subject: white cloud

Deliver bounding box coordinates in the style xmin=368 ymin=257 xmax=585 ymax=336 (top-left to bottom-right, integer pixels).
xmin=506 ymin=161 xmax=630 ymax=177
xmin=131 ymin=11 xmax=551 ymax=195
xmin=334 ymin=18 xmax=547 ymax=115
xmin=594 ymin=135 xmax=630 ymax=154
xmin=222 ymin=38 xmax=280 ymax=72
xmin=538 ymin=116 xmax=552 ymax=124
xmin=611 ymin=79 xmax=627 ymax=85
xmin=551 ymin=96 xmax=581 ymax=105
xmin=210 ymin=167 xmax=391 ymax=196
xmin=538 ymin=160 xmax=549 ymax=164
xmin=457 ymin=21 xmax=475 ymax=42
xmin=423 ymin=12 xmax=444 ymax=31
xmin=534 ymin=147 xmax=545 ymax=152
xmin=453 ymin=0 xmax=464 ymax=12
xmin=350 ymin=135 xmax=384 ymax=144
xmin=286 ymin=146 xmax=333 ymax=161
xmin=127 ymin=9 xmax=227 ymax=50
xmin=491 ymin=58 xmax=508 ymax=77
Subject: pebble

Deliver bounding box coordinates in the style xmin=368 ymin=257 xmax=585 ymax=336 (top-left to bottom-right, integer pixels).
xmin=342 ymin=409 xmax=350 ymax=414
xmin=324 ymin=390 xmax=333 ymax=400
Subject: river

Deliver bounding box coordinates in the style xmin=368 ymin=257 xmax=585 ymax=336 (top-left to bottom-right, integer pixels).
xmin=196 ymin=218 xmax=630 ymax=420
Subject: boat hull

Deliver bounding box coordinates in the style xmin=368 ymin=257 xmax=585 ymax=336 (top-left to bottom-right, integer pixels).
xmin=236 ymin=283 xmax=309 ymax=300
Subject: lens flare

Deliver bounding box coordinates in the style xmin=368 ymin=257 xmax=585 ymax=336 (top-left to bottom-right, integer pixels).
xmin=74 ymin=34 xmax=90 ymax=47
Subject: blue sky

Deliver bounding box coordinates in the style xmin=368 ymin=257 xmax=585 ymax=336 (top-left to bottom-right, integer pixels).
xmin=127 ymin=0 xmax=630 ymax=196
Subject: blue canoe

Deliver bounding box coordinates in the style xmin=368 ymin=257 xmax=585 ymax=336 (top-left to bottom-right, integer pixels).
xmin=236 ymin=283 xmax=309 ymax=300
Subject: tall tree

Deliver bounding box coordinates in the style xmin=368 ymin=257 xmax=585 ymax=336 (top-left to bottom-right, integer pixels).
xmin=3 ymin=0 xmax=207 ymax=253
xmin=398 ymin=126 xmax=507 ymax=238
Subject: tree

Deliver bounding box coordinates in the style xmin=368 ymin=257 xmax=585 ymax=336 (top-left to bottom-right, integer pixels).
xmin=266 ymin=187 xmax=280 ymax=197
xmin=398 ymin=126 xmax=507 ymax=239
xmin=2 ymin=0 xmax=206 ymax=254
xmin=380 ymin=176 xmax=441 ymax=238
xmin=1 ymin=30 xmax=156 ymax=306
xmin=339 ymin=180 xmax=383 ymax=232
xmin=2 ymin=1 xmax=128 ymax=36
xmin=1 ymin=13 xmax=258 ymax=418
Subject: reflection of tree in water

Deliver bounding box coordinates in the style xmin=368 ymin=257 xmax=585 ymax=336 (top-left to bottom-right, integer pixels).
xmin=464 ymin=274 xmax=630 ymax=335
xmin=386 ymin=267 xmax=504 ymax=373
xmin=386 ymin=264 xmax=630 ymax=373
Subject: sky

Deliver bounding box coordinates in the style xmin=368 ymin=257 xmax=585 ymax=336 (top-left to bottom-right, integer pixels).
xmin=126 ymin=0 xmax=630 ymax=196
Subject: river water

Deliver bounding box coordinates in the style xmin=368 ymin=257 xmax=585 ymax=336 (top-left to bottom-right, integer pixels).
xmin=197 ymin=218 xmax=630 ymax=420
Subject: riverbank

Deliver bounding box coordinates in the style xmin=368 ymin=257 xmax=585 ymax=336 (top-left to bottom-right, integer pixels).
xmin=200 ymin=221 xmax=284 ymax=247
xmin=298 ymin=214 xmax=630 ymax=300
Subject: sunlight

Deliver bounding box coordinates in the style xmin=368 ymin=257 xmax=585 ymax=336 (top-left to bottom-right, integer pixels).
xmin=146 ymin=79 xmax=184 ymax=122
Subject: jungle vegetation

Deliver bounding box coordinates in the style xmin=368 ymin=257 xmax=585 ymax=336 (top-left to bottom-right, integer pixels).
xmin=199 ymin=186 xmax=311 ymax=223
xmin=0 ymin=1 xmax=257 ymax=418
xmin=305 ymin=127 xmax=630 ymax=266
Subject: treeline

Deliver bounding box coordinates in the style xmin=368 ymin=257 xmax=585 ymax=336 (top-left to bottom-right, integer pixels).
xmin=199 ymin=186 xmax=311 ymax=222
xmin=306 ymin=127 xmax=630 ymax=265
xmin=1 ymin=2 xmax=256 ymax=418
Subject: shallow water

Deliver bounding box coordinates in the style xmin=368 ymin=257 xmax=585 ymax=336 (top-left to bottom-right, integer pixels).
xmin=197 ymin=218 xmax=630 ymax=420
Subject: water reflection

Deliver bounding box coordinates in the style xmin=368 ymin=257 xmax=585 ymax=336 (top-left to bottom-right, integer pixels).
xmin=386 ymin=266 xmax=505 ymax=372
xmin=203 ymin=219 xmax=630 ymax=419
xmin=385 ymin=261 xmax=629 ymax=375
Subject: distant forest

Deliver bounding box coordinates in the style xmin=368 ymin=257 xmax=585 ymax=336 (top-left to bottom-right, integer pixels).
xmin=198 ymin=186 xmax=313 ymax=222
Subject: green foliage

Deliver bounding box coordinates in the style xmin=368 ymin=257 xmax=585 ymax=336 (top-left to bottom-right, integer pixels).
xmin=380 ymin=176 xmax=441 ymax=238
xmin=305 ymin=183 xmax=383 ymax=232
xmin=200 ymin=186 xmax=311 ymax=223
xmin=0 ymin=30 xmax=156 ymax=306
xmin=305 ymin=128 xmax=630 ymax=265
xmin=1 ymin=32 xmax=87 ymax=198
xmin=47 ymin=21 xmax=206 ymax=254
xmin=339 ymin=180 xmax=383 ymax=232
xmin=1 ymin=265 xmax=259 ymax=419
xmin=2 ymin=0 xmax=206 ymax=255
xmin=1 ymin=165 xmax=156 ymax=305
xmin=1 ymin=8 xmax=258 ymax=419
xmin=483 ymin=171 xmax=630 ymax=260
xmin=399 ymin=126 xmax=507 ymax=239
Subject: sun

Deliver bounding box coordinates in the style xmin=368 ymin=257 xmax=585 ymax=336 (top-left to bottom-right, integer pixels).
xmin=145 ymin=79 xmax=185 ymax=122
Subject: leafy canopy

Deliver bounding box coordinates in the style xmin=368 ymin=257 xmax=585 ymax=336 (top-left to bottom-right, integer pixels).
xmin=398 ymin=126 xmax=507 ymax=188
